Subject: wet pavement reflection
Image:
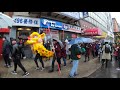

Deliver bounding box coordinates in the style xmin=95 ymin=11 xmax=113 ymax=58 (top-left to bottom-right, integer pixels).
xmin=88 ymin=59 xmax=120 ymax=78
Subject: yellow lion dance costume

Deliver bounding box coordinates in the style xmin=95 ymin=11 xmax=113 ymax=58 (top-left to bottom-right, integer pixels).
xmin=26 ymin=32 xmax=54 ymax=58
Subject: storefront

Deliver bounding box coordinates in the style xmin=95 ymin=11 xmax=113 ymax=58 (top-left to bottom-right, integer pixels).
xmin=12 ymin=16 xmax=40 ymax=58
xmin=62 ymin=23 xmax=81 ymax=41
xmin=40 ymin=18 xmax=63 ymax=40
xmin=106 ymin=32 xmax=114 ymax=43
xmin=39 ymin=18 xmax=81 ymax=42
xmin=94 ymin=31 xmax=107 ymax=39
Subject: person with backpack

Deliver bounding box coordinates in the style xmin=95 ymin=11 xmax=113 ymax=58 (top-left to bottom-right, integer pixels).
xmin=1 ymin=36 xmax=12 ymax=68
xmin=101 ymin=42 xmax=111 ymax=68
xmin=11 ymin=39 xmax=29 ymax=76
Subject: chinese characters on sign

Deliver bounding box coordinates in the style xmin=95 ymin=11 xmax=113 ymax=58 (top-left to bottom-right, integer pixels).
xmin=12 ymin=16 xmax=40 ymax=27
xmin=84 ymin=31 xmax=98 ymax=35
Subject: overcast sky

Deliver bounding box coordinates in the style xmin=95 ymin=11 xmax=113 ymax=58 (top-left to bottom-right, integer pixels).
xmin=111 ymin=12 xmax=120 ymax=24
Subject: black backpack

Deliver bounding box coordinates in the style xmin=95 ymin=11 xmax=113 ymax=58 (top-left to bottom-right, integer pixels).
xmin=105 ymin=45 xmax=110 ymax=53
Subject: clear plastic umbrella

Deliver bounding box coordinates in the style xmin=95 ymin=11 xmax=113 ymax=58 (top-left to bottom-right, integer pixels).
xmin=69 ymin=38 xmax=83 ymax=45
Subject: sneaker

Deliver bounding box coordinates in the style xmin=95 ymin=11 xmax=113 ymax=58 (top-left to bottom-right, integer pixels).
xmin=22 ymin=72 xmax=29 ymax=77
xmin=74 ymin=73 xmax=79 ymax=76
xmin=11 ymin=71 xmax=17 ymax=75
xmin=23 ymin=56 xmax=26 ymax=59
xmin=7 ymin=65 xmax=10 ymax=68
xmin=116 ymin=68 xmax=120 ymax=70
xmin=68 ymin=75 xmax=74 ymax=78
xmin=35 ymin=67 xmax=40 ymax=70
xmin=8 ymin=65 xmax=12 ymax=68
xmin=41 ymin=67 xmax=45 ymax=71
xmin=4 ymin=64 xmax=8 ymax=67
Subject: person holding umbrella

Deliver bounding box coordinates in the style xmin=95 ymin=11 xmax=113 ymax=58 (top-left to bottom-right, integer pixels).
xmin=48 ymin=39 xmax=62 ymax=72
xmin=69 ymin=43 xmax=81 ymax=78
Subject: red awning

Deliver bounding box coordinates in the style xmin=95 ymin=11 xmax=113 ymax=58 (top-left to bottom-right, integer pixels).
xmin=83 ymin=28 xmax=102 ymax=36
xmin=0 ymin=28 xmax=10 ymax=33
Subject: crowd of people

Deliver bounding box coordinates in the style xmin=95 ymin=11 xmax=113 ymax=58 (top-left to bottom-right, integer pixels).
xmin=1 ymin=35 xmax=120 ymax=78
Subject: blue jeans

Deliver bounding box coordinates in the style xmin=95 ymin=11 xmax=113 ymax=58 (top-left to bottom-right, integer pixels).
xmin=62 ymin=57 xmax=66 ymax=66
xmin=69 ymin=60 xmax=79 ymax=77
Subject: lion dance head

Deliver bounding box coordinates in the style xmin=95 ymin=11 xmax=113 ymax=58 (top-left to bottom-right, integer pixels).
xmin=26 ymin=32 xmax=54 ymax=58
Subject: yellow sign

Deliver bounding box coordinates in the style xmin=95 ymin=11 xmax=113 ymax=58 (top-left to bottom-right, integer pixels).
xmin=95 ymin=31 xmax=107 ymax=39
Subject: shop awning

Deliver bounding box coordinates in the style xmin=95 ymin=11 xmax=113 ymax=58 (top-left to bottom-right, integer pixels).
xmin=95 ymin=31 xmax=107 ymax=39
xmin=82 ymin=28 xmax=102 ymax=36
xmin=0 ymin=12 xmax=14 ymax=27
xmin=0 ymin=28 xmax=10 ymax=33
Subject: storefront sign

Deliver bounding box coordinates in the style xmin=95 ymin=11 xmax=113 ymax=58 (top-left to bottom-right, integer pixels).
xmin=83 ymin=28 xmax=102 ymax=36
xmin=12 ymin=16 xmax=40 ymax=27
xmin=95 ymin=31 xmax=107 ymax=39
xmin=62 ymin=23 xmax=81 ymax=33
xmin=40 ymin=18 xmax=62 ymax=30
xmin=60 ymin=12 xmax=80 ymax=19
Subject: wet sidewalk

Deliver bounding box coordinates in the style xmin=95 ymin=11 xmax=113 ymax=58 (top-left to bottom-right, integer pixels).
xmin=88 ymin=59 xmax=120 ymax=78
xmin=0 ymin=56 xmax=101 ymax=78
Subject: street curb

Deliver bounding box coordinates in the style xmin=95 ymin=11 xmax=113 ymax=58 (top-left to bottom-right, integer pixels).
xmin=81 ymin=58 xmax=101 ymax=78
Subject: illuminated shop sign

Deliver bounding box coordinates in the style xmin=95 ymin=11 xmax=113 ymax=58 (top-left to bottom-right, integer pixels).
xmin=40 ymin=18 xmax=62 ymax=30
